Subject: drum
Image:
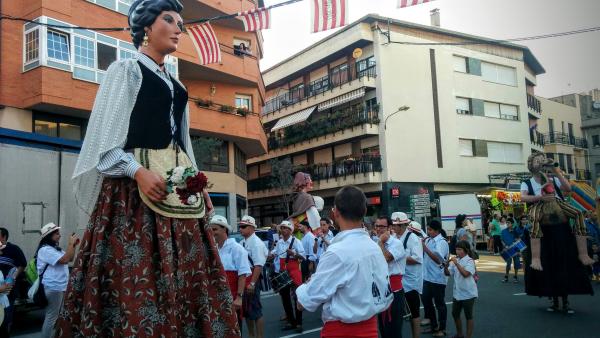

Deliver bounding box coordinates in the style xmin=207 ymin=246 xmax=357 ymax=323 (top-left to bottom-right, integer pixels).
xmin=501 ymin=239 xmax=527 ymax=261
xmin=269 ymin=270 xmax=294 ymax=293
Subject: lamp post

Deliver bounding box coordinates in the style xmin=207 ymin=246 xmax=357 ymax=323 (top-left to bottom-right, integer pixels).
xmin=384 ymin=106 xmax=410 ymax=130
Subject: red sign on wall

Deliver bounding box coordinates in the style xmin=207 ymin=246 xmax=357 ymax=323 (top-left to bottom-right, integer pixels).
xmin=368 ymin=197 xmax=381 ymax=205
xmin=391 ymin=187 xmax=400 ymax=198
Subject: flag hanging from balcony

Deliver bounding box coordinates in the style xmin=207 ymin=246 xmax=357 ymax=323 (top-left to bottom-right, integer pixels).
xmin=188 ymin=23 xmax=222 ymax=65
xmin=310 ymin=0 xmax=348 ymax=33
xmin=398 ymin=0 xmax=437 ymax=8
xmin=239 ymin=8 xmax=271 ymax=32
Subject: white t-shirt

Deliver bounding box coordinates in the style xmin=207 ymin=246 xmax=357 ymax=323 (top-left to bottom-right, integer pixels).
xmin=301 ymin=231 xmax=317 ymax=262
xmin=520 ymin=177 xmax=562 ymax=198
xmin=218 ymin=238 xmax=251 ymax=276
xmin=449 ymin=256 xmax=478 ymax=301
xmin=271 ymin=236 xmax=306 ymax=261
xmin=398 ymin=231 xmax=424 ymax=294
xmin=316 ymin=230 xmax=335 ymax=259
xmin=37 ymin=245 xmax=69 ymax=292
xmin=240 ymin=233 xmax=268 ymax=267
xmin=379 ymin=236 xmax=406 ymax=276
xmin=296 ymin=229 xmax=393 ymax=323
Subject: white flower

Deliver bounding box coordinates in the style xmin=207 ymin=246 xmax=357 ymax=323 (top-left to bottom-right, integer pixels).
xmin=187 ymin=195 xmax=198 ymax=205
xmin=171 ymin=166 xmax=185 ymax=184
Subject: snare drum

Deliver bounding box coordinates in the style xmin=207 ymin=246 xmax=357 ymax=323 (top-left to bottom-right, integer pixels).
xmin=269 ymin=270 xmax=294 ymax=293
xmin=501 ymin=239 xmax=527 ymax=261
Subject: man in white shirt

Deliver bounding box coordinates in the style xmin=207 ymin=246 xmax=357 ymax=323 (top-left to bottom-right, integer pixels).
xmin=421 ymin=220 xmax=449 ymax=337
xmin=239 ymin=215 xmax=268 ymax=338
xmin=375 ymin=215 xmax=407 ymax=338
xmin=393 ymin=214 xmax=424 ymax=338
xmin=269 ymin=221 xmax=305 ymax=333
xmin=296 ymin=186 xmax=392 ymax=337
xmin=314 ymin=218 xmax=335 ymax=263
xmin=299 ymin=222 xmax=317 ymax=282
xmin=210 ymin=215 xmax=251 ymax=332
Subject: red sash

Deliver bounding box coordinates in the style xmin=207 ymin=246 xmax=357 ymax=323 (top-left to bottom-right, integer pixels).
xmin=225 ymin=271 xmax=238 ymax=296
xmin=390 ymin=274 xmax=403 ymax=292
xmin=279 ymin=258 xmax=302 ymax=286
xmin=321 ymin=316 xmax=377 ymax=338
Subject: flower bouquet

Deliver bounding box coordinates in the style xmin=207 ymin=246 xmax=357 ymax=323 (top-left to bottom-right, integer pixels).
xmin=166 ymin=166 xmax=209 ymax=206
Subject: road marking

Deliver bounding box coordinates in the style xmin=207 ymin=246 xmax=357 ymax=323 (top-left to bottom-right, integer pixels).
xmin=513 ymin=293 xmax=527 ymax=296
xmin=276 ymin=301 xmax=454 ymax=338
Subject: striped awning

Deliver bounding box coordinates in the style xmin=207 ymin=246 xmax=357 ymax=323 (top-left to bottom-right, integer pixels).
xmin=271 ymin=106 xmax=317 ymax=132
xmin=318 ymin=88 xmax=366 ymax=111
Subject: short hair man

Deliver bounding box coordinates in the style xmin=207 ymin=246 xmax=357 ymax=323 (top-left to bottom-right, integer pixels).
xmin=0 ymin=227 xmax=27 ymax=335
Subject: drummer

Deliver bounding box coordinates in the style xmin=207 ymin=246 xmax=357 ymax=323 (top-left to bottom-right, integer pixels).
xmin=209 ymin=215 xmax=251 ymax=332
xmin=269 ymin=220 xmax=306 ymax=333
xmin=500 ymin=218 xmax=523 ymax=283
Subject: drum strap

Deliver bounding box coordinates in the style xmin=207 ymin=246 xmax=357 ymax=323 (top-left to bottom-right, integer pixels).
xmin=285 ymin=238 xmax=296 ymax=264
xmin=243 ymin=242 xmax=255 ymax=267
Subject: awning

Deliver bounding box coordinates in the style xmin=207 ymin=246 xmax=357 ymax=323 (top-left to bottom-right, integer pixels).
xmin=318 ymin=88 xmax=365 ymax=111
xmin=270 ymin=106 xmax=317 ymax=131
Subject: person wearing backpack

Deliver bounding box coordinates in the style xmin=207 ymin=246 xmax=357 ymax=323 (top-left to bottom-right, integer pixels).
xmin=36 ymin=223 xmax=79 ymax=337
xmin=0 ymin=227 xmax=27 ymax=336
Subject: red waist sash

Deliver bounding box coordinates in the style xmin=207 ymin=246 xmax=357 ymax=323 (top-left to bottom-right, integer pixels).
xmin=279 ymin=258 xmax=302 ymax=286
xmin=225 ymin=271 xmax=238 ymax=296
xmin=390 ymin=274 xmax=403 ymax=292
xmin=321 ymin=316 xmax=377 ymax=338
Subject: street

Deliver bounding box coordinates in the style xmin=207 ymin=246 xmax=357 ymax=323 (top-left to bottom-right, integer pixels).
xmin=12 ymin=255 xmax=600 ymax=338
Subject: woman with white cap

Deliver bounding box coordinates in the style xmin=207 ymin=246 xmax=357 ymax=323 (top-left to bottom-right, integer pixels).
xmin=209 ymin=215 xmax=251 ymax=334
xmin=35 ymin=223 xmax=79 ymax=337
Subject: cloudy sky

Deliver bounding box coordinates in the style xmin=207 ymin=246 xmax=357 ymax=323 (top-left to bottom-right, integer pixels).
xmin=260 ymin=0 xmax=600 ymax=98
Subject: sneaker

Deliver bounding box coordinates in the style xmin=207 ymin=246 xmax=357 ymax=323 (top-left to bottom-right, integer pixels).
xmin=513 ymin=276 xmax=519 ymax=283
xmin=563 ymin=303 xmax=575 ymax=315
xmin=421 ymin=319 xmax=431 ymax=326
xmin=547 ymin=300 xmax=559 ymax=312
xmin=501 ymin=276 xmax=508 ymax=283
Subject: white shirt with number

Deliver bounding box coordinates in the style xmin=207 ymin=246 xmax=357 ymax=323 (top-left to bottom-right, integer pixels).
xmin=398 ymin=231 xmax=424 ymax=293
xmin=449 ymin=256 xmax=478 ymax=300
xmin=296 ymin=229 xmax=393 ymax=324
xmin=218 ymin=238 xmax=251 ymax=277
xmin=301 ymin=232 xmax=317 ymax=262
xmin=240 ymin=233 xmax=268 ymax=268
xmin=379 ymin=236 xmax=407 ymax=276
xmin=271 ymin=236 xmax=306 ymax=260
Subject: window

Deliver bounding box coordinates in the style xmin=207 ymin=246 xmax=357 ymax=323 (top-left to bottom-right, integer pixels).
xmin=192 ymin=137 xmax=229 ymax=173
xmin=459 ymin=139 xmax=474 ymax=156
xmin=484 ymin=101 xmax=518 ymax=120
xmin=25 ymin=29 xmax=40 ymax=64
xmin=33 ymin=113 xmax=85 ymax=140
xmin=484 ymin=102 xmax=500 ymax=118
xmin=453 ymin=55 xmax=467 ymax=73
xmin=234 ymin=145 xmax=247 ymax=179
xmin=233 ymin=38 xmax=251 ymax=56
xmin=330 ymin=63 xmax=349 ymax=86
xmin=97 ymin=43 xmax=117 ymax=71
xmin=481 ymin=62 xmax=517 ymax=86
xmin=74 ymin=36 xmax=95 ymax=68
xmin=593 ymin=135 xmax=600 ymax=147
xmin=487 ymin=142 xmax=522 ymax=163
xmin=455 ymin=97 xmax=471 ymax=114
xmin=120 ymin=49 xmax=135 ymax=60
xmin=34 ymin=120 xmax=58 ymax=138
xmin=566 ymin=154 xmax=573 ymax=173
xmin=235 ymin=95 xmax=252 ymax=110
xmin=47 ymin=30 xmax=70 ymax=62
xmin=558 ymin=153 xmax=566 ymax=172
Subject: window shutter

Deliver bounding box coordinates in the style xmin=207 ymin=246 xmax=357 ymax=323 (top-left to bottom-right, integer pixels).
xmin=467 ymin=58 xmax=481 ymax=76
xmin=471 ymin=99 xmax=485 ymax=116
xmin=474 ymin=140 xmax=488 ymax=157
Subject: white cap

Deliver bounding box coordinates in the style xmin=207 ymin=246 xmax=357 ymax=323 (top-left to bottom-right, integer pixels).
xmin=391 ymin=212 xmax=411 ymax=225
xmin=40 ymin=222 xmax=61 ymax=239
xmin=313 ymin=196 xmax=324 ymax=211
xmin=279 ymin=220 xmax=294 ymax=231
xmin=209 ymin=215 xmax=231 ymax=232
xmin=239 ymin=215 xmax=257 ymax=228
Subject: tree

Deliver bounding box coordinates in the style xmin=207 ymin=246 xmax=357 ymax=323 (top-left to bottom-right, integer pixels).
xmin=269 ymin=157 xmax=294 ymax=216
xmin=191 ymin=136 xmax=223 ymax=171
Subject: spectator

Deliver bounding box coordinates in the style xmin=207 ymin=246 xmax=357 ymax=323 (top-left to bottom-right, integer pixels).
xmin=500 ymin=218 xmax=523 ymax=283
xmin=36 ymin=223 xmax=79 ymax=338
xmin=421 ymin=220 xmax=449 ymax=337
xmin=585 ymin=211 xmax=600 ymax=247
xmin=592 ymin=244 xmax=600 ymax=281
xmin=0 ymin=227 xmax=27 ymax=336
xmin=445 ymin=240 xmax=478 ymax=338
xmin=490 ymin=216 xmax=504 ymax=255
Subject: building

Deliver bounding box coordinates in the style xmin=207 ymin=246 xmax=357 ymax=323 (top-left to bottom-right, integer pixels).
xmin=246 ymin=14 xmax=545 ymax=226
xmin=534 ymin=96 xmax=590 ymax=184
xmin=551 ymin=89 xmax=600 ymax=180
xmin=0 ymin=0 xmax=267 ymax=257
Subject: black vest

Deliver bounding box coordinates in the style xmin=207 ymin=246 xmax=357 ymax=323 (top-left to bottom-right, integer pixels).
xmin=124 ymin=61 xmax=188 ymax=152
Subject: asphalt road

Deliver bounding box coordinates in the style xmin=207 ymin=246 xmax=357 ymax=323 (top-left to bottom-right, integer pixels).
xmin=13 ymin=255 xmax=600 ymax=338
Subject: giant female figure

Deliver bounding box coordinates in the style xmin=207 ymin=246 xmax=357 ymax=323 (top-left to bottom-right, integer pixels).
xmin=56 ymin=1 xmax=240 ymax=336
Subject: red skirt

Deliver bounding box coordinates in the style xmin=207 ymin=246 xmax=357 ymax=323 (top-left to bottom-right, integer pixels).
xmin=55 ymin=178 xmax=240 ymax=337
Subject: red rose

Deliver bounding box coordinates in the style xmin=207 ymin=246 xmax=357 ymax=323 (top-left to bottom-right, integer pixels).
xmin=185 ymin=172 xmax=208 ymax=194
xmin=176 ymin=187 xmax=191 ymax=204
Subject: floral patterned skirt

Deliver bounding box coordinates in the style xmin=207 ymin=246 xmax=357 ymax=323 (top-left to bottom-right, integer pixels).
xmin=55 ymin=178 xmax=240 ymax=337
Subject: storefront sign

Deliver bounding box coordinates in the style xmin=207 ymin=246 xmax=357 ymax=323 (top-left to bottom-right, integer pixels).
xmin=391 ymin=187 xmax=400 ymax=198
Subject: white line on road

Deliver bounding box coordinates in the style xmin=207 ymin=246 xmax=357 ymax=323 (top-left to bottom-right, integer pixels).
xmin=276 ymin=301 xmax=454 ymax=338
xmin=513 ymin=293 xmax=527 ymax=296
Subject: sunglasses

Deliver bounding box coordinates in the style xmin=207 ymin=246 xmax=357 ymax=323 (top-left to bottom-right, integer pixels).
xmin=239 ymin=224 xmax=251 ymax=229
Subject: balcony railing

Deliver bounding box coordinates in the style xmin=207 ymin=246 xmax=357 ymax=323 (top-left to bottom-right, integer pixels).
xmin=575 ymin=169 xmax=592 ymax=181
xmin=527 ymin=94 xmax=542 ymax=114
xmin=263 ymin=64 xmax=377 ymax=115
xmin=543 ymin=132 xmax=588 ymax=148
xmin=268 ymin=105 xmax=379 ymax=150
xmin=529 ymin=129 xmax=545 ymax=146
xmin=248 ymin=155 xmax=383 ymax=192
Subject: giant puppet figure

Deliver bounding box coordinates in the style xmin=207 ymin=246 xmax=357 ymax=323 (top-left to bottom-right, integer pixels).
xmin=521 ymin=152 xmax=593 ymax=312
xmin=289 ymin=172 xmax=321 ymax=231
xmin=57 ymin=1 xmax=240 ymax=336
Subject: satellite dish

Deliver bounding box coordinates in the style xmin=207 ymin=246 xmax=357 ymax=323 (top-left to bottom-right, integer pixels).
xmin=352 ymin=48 xmax=363 ymax=59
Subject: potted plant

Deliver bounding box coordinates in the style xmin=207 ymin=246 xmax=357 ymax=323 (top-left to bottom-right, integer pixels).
xmin=236 ymin=107 xmax=251 ymax=116
xmin=196 ymin=98 xmax=212 ymax=108
xmin=220 ymin=104 xmax=235 ymax=113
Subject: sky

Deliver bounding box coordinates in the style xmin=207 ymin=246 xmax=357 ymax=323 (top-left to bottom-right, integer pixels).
xmin=259 ymin=0 xmax=600 ymax=98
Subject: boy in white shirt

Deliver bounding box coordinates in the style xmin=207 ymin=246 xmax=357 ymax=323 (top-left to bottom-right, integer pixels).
xmin=422 ymin=220 xmax=449 ymax=337
xmin=444 ymin=241 xmax=478 ymax=338
xmin=296 ymin=186 xmax=392 ymax=338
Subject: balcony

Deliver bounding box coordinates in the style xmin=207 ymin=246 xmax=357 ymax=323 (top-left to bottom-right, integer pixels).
xmin=248 ymin=155 xmax=383 ymax=193
xmin=527 ymin=94 xmax=542 ymax=117
xmin=529 ymin=129 xmax=545 ymax=146
xmin=263 ymin=62 xmax=377 ymax=117
xmin=543 ymin=132 xmax=588 ymax=148
xmin=575 ymin=169 xmax=592 ymax=181
xmin=268 ymin=105 xmax=379 ymax=150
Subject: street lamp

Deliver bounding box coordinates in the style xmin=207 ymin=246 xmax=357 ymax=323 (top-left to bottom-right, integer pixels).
xmin=384 ymin=106 xmax=410 ymax=130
